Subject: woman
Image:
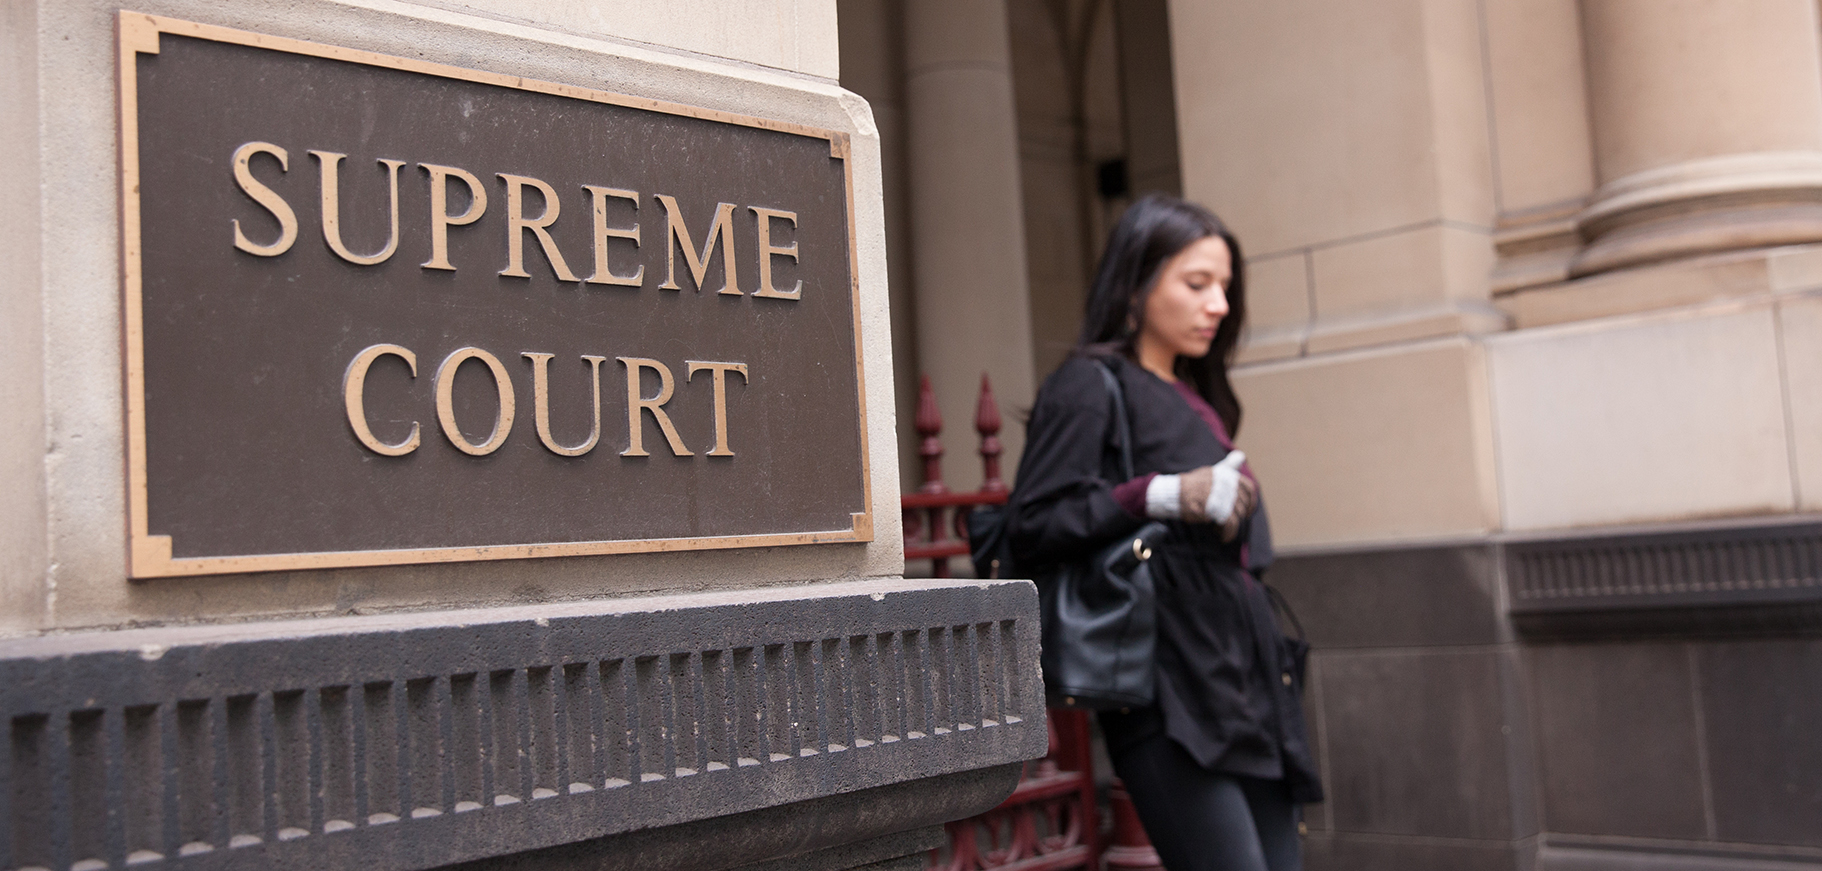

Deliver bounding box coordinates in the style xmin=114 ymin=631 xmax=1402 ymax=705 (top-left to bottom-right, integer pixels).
xmin=1008 ymin=194 xmax=1322 ymax=871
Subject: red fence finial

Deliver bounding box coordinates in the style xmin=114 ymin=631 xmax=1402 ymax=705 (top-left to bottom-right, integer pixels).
xmin=916 ymin=374 xmax=947 ymax=495
xmin=975 ymin=373 xmax=1005 ymax=493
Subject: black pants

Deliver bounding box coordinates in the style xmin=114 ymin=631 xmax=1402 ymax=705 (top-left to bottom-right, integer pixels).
xmin=1108 ymin=729 xmax=1301 ymax=871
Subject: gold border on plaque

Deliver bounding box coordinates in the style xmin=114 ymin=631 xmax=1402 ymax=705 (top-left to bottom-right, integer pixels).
xmin=118 ymin=11 xmax=874 ymax=579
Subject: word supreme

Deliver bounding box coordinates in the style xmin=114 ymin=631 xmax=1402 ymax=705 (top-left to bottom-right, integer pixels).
xmin=344 ymin=345 xmax=749 ymax=458
xmin=230 ymin=141 xmax=805 ymax=298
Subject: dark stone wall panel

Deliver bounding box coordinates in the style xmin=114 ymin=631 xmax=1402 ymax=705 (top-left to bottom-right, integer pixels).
xmin=1269 ymin=544 xmax=1503 ymax=649
xmin=1698 ymin=639 xmax=1822 ymax=847
xmin=1271 ymin=519 xmax=1822 ymax=868
xmin=1303 ymin=832 xmax=1520 ymax=871
xmin=1528 ymin=642 xmax=1708 ymax=840
xmin=1319 ymin=649 xmax=1513 ymax=840
xmin=1537 ymin=841 xmax=1822 ymax=870
xmin=1302 ymin=654 xmax=1332 ymax=833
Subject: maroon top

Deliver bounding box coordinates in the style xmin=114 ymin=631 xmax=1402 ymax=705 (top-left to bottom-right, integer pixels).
xmin=1111 ymin=379 xmax=1254 ymax=517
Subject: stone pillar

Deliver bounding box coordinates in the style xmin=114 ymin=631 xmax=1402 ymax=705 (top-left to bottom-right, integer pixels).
xmin=1573 ymin=0 xmax=1822 ymax=275
xmin=903 ymin=0 xmax=1036 ymax=493
xmin=1113 ymin=0 xmax=1181 ymax=199
xmin=0 ymin=0 xmax=47 ymax=633
xmin=837 ymin=0 xmax=923 ymax=493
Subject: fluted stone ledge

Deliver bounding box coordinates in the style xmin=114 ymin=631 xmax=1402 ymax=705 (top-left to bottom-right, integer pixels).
xmin=0 ymin=578 xmax=1045 ymax=871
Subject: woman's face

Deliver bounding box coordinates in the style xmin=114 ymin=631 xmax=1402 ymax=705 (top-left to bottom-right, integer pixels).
xmin=1138 ymin=235 xmax=1232 ymax=363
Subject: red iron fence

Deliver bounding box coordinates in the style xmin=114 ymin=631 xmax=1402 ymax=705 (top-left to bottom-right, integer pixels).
xmin=902 ymin=374 xmax=1007 ymax=577
xmin=907 ymin=375 xmax=1163 ymax=871
xmin=929 ymin=710 xmax=1099 ymax=871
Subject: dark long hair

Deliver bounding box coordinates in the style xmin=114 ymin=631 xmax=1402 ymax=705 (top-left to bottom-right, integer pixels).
xmin=1076 ymin=194 xmax=1248 ymax=435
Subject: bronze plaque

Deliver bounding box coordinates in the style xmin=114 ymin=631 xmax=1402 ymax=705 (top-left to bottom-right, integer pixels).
xmin=119 ymin=14 xmax=871 ymax=578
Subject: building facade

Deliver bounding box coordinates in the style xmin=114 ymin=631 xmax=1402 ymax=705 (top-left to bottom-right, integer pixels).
xmin=847 ymin=0 xmax=1822 ymax=868
xmin=10 ymin=1 xmax=1822 ymax=869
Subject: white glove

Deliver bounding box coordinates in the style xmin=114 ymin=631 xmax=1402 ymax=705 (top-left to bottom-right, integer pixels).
xmin=1205 ymin=451 xmax=1247 ymax=523
xmin=1144 ymin=473 xmax=1183 ymax=519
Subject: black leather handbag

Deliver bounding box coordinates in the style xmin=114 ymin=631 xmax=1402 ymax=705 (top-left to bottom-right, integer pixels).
xmin=966 ymin=360 xmax=1166 ymax=709
xmin=1037 ymin=361 xmax=1167 ymax=710
xmin=1039 ymin=518 xmax=1167 ymax=710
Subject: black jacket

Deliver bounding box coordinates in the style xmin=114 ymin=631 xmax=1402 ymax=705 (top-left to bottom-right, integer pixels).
xmin=1009 ymin=354 xmax=1322 ymax=803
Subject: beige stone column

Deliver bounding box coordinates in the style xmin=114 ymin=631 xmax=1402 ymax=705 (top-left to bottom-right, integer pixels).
xmin=837 ymin=0 xmax=922 ymax=492
xmin=0 ymin=1 xmax=47 ymax=632
xmin=1114 ymin=0 xmax=1180 ymax=198
xmin=1574 ymin=0 xmax=1822 ymax=275
xmin=903 ymin=0 xmax=1036 ymax=493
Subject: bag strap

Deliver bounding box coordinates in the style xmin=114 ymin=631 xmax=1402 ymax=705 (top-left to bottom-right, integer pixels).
xmin=1262 ymin=583 xmax=1307 ymax=642
xmin=1093 ymin=360 xmax=1135 ymax=481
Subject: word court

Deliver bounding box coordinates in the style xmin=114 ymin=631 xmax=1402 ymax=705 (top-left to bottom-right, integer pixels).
xmin=343 ymin=344 xmax=750 ymax=459
xmin=122 ymin=15 xmax=868 ymax=576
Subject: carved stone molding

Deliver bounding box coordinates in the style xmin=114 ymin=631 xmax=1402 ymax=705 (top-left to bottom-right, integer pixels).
xmin=1506 ymin=516 xmax=1822 ymax=638
xmin=1571 ymin=152 xmax=1822 ymax=277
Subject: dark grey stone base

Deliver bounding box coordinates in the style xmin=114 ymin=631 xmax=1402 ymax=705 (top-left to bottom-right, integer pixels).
xmin=728 ymin=830 xmax=935 ymax=871
xmin=1302 ymin=835 xmax=1822 ymax=871
xmin=1267 ymin=515 xmax=1822 ymax=871
xmin=451 ymin=764 xmax=1020 ymax=871
xmin=0 ymin=578 xmax=1045 ymax=871
xmin=1300 ymin=832 xmax=1529 ymax=871
xmin=1537 ymin=842 xmax=1822 ymax=871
